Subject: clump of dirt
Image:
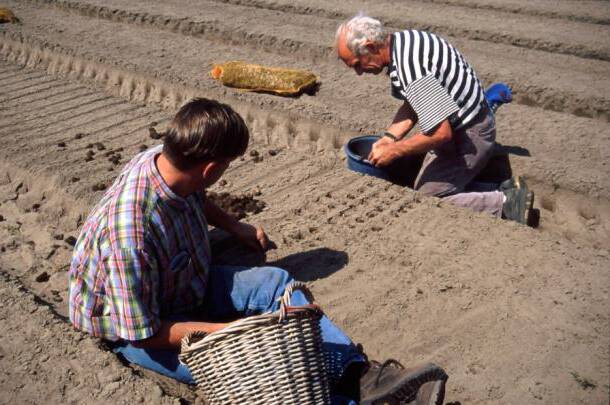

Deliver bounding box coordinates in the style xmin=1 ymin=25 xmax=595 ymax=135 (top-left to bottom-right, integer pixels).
xmin=148 ymin=127 xmax=163 ymax=140
xmin=85 ymin=150 xmax=95 ymax=162
xmin=108 ymin=155 xmax=121 ymax=165
xmin=249 ymin=149 xmax=263 ymax=163
xmin=207 ymin=191 xmax=266 ymax=220
xmin=64 ymin=235 xmax=77 ymax=246
xmin=91 ymin=182 xmax=106 ymax=192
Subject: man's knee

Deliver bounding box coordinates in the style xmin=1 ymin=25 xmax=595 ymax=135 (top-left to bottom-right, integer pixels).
xmin=415 ymin=180 xmax=459 ymax=198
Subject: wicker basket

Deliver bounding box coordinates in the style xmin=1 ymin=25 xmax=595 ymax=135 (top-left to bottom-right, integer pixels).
xmin=179 ymin=282 xmax=331 ymax=405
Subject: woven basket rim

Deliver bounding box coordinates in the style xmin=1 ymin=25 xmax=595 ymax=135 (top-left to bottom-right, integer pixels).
xmin=181 ymin=305 xmax=322 ymax=355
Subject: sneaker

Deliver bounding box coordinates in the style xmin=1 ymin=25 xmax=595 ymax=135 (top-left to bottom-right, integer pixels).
xmin=502 ymin=185 xmax=535 ymax=225
xmin=361 ymin=359 xmax=448 ymax=405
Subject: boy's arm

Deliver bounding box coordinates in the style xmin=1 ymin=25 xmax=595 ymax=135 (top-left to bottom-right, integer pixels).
xmin=203 ymin=197 xmax=275 ymax=252
xmin=132 ymin=320 xmax=230 ymax=349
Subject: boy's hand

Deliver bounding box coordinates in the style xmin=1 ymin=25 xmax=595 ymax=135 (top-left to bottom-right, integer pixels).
xmin=232 ymin=222 xmax=277 ymax=252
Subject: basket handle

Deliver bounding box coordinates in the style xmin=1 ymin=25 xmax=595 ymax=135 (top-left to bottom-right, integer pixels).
xmin=278 ymin=281 xmax=316 ymax=322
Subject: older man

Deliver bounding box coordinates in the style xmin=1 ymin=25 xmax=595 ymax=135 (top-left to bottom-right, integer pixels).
xmin=336 ymin=13 xmax=535 ymax=226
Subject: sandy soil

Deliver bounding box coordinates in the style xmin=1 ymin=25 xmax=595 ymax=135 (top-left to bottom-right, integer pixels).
xmin=0 ymin=1 xmax=609 ymax=404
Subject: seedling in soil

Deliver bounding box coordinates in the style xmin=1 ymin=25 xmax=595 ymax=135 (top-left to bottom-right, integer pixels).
xmin=570 ymin=371 xmax=597 ymax=390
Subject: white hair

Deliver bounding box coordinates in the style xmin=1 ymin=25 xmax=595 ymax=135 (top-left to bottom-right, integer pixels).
xmin=336 ymin=12 xmax=386 ymax=56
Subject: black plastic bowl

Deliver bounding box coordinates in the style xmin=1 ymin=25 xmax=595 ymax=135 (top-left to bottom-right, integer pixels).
xmin=344 ymin=135 xmax=424 ymax=187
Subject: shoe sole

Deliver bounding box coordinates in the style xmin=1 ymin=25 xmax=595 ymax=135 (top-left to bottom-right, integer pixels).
xmin=361 ymin=363 xmax=448 ymax=405
xmin=413 ymin=380 xmax=446 ymax=405
xmin=523 ymin=190 xmax=535 ymax=224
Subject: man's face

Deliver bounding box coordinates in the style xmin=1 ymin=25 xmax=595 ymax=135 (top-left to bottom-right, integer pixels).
xmin=337 ymin=32 xmax=385 ymax=76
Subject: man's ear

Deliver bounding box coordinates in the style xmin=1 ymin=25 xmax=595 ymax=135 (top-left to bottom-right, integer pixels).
xmin=364 ymin=41 xmax=379 ymax=54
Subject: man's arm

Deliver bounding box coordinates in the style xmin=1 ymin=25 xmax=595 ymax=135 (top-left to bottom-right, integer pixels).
xmin=385 ymin=102 xmax=417 ymax=139
xmin=368 ymin=119 xmax=453 ymax=167
xmin=132 ymin=320 xmax=230 ymax=350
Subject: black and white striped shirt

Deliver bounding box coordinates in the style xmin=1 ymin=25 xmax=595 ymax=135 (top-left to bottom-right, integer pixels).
xmin=388 ymin=30 xmax=485 ymax=134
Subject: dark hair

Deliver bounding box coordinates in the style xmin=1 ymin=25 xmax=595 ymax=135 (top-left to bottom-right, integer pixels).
xmin=163 ymin=98 xmax=249 ymax=170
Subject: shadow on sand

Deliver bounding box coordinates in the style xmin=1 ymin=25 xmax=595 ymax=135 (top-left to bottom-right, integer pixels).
xmin=210 ymin=229 xmax=348 ymax=281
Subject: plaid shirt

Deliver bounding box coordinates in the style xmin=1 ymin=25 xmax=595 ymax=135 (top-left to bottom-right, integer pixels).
xmin=69 ymin=145 xmax=211 ymax=341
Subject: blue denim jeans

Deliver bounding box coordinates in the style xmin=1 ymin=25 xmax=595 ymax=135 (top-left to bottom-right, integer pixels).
xmin=112 ymin=265 xmax=365 ymax=404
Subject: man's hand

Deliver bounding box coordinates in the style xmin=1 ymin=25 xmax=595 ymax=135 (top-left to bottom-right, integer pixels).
xmin=368 ymin=140 xmax=403 ymax=167
xmin=232 ymin=222 xmax=277 ymax=252
xmin=375 ymin=135 xmax=395 ymax=146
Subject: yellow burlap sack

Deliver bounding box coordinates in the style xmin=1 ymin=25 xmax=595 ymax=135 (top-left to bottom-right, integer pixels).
xmin=210 ymin=61 xmax=318 ymax=96
xmin=0 ymin=7 xmax=20 ymax=24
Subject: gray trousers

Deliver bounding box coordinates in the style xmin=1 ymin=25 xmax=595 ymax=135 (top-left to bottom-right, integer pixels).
xmin=414 ymin=105 xmax=504 ymax=217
